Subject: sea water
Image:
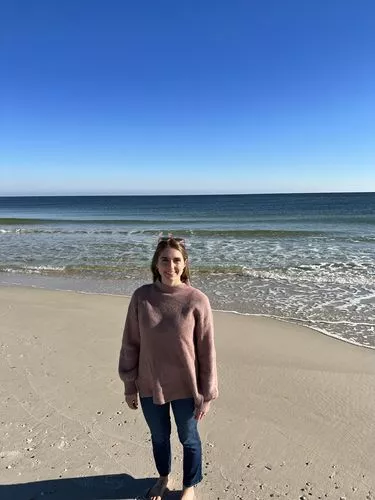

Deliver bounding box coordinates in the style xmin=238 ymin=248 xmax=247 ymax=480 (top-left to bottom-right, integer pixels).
xmin=1 ymin=193 xmax=374 ymax=347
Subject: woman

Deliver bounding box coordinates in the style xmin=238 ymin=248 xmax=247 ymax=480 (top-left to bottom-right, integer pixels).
xmin=118 ymin=236 xmax=218 ymax=500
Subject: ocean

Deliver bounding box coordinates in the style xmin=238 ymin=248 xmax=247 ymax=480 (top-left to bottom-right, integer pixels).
xmin=1 ymin=193 xmax=374 ymax=348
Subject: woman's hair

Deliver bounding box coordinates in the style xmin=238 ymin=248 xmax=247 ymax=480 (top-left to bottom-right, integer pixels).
xmin=151 ymin=237 xmax=190 ymax=284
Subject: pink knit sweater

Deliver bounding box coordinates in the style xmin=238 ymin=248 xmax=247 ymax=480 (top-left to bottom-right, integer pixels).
xmin=118 ymin=281 xmax=218 ymax=410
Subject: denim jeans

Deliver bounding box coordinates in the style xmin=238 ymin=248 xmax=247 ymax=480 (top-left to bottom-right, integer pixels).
xmin=140 ymin=397 xmax=203 ymax=488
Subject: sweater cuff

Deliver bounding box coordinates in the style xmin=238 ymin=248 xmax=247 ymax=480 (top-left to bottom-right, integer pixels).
xmin=124 ymin=381 xmax=138 ymax=395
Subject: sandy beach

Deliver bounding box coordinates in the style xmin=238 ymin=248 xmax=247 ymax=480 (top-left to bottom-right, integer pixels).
xmin=0 ymin=285 xmax=374 ymax=500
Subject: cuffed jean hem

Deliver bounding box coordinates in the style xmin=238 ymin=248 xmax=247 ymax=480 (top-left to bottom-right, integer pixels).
xmin=183 ymin=475 xmax=203 ymax=488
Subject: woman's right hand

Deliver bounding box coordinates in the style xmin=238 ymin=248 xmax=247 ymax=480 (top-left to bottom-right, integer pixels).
xmin=125 ymin=393 xmax=139 ymax=410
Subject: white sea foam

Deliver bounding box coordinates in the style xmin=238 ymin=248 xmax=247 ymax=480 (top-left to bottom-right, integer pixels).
xmin=19 ymin=265 xmax=67 ymax=274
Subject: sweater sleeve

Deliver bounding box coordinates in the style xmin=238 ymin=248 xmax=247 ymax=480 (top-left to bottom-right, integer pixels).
xmin=194 ymin=295 xmax=219 ymax=403
xmin=118 ymin=291 xmax=140 ymax=395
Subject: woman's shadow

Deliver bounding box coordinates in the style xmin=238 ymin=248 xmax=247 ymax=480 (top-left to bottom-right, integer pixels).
xmin=0 ymin=473 xmax=182 ymax=499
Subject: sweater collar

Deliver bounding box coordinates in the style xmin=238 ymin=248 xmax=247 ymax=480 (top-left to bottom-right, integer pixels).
xmin=154 ymin=280 xmax=189 ymax=294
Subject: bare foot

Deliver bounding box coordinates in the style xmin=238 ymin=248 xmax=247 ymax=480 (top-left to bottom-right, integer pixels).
xmin=181 ymin=485 xmax=195 ymax=499
xmin=147 ymin=475 xmax=171 ymax=500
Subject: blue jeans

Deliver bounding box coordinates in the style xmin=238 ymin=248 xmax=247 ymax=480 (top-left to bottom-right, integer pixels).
xmin=140 ymin=397 xmax=203 ymax=488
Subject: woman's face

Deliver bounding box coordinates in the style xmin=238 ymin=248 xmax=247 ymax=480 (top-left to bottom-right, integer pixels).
xmin=157 ymin=247 xmax=186 ymax=286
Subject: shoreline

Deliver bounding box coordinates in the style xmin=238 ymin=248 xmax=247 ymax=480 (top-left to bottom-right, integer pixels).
xmin=1 ymin=279 xmax=374 ymax=352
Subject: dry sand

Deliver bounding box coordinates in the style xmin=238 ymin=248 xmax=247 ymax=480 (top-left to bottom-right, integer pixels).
xmin=0 ymin=286 xmax=374 ymax=500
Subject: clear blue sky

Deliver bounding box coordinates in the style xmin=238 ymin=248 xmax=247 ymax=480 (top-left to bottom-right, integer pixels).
xmin=1 ymin=0 xmax=374 ymax=195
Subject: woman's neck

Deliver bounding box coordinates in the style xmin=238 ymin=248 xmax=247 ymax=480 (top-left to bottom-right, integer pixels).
xmin=155 ymin=280 xmax=187 ymax=293
xmin=161 ymin=278 xmax=182 ymax=287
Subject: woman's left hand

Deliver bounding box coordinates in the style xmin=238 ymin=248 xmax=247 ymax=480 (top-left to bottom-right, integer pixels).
xmin=194 ymin=401 xmax=211 ymax=421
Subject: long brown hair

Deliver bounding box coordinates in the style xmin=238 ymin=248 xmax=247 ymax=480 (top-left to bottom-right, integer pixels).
xmin=151 ymin=238 xmax=190 ymax=284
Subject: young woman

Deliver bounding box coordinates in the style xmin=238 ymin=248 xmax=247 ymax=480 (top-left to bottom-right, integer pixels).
xmin=118 ymin=236 xmax=218 ymax=500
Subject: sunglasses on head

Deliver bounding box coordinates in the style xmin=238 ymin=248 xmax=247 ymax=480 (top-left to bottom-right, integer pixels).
xmin=157 ymin=235 xmax=185 ymax=245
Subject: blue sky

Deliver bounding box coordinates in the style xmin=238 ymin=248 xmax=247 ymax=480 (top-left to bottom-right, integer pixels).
xmin=1 ymin=0 xmax=374 ymax=195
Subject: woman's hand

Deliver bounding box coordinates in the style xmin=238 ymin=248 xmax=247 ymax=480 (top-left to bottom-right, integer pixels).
xmin=125 ymin=393 xmax=139 ymax=410
xmin=194 ymin=400 xmax=211 ymax=421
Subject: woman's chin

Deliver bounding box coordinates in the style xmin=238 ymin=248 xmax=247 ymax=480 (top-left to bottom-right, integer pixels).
xmin=162 ymin=276 xmax=181 ymax=286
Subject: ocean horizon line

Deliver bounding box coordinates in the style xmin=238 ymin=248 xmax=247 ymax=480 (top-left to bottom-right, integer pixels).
xmin=1 ymin=190 xmax=374 ymax=198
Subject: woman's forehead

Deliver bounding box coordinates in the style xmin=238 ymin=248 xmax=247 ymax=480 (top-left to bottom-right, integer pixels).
xmin=159 ymin=247 xmax=184 ymax=259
